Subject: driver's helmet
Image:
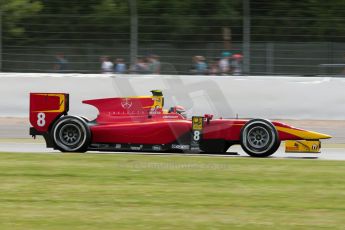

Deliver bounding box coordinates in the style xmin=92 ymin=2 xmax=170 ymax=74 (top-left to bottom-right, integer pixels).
xmin=169 ymin=105 xmax=187 ymax=118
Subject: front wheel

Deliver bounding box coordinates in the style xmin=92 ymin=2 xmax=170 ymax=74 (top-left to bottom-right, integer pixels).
xmin=51 ymin=116 xmax=91 ymax=152
xmin=240 ymin=119 xmax=280 ymax=157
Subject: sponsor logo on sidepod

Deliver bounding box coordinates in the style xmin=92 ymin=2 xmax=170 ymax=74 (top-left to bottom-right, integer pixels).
xmin=152 ymin=145 xmax=162 ymax=151
xmin=171 ymin=144 xmax=190 ymax=150
xmin=130 ymin=145 xmax=143 ymax=151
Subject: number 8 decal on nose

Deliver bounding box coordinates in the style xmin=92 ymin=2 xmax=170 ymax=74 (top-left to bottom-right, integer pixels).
xmin=37 ymin=112 xmax=46 ymax=127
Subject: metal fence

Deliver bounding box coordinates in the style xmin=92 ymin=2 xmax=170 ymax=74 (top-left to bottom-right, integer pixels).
xmin=1 ymin=1 xmax=345 ymax=75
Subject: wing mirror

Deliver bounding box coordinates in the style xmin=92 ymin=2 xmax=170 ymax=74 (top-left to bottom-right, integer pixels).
xmin=204 ymin=114 xmax=213 ymax=124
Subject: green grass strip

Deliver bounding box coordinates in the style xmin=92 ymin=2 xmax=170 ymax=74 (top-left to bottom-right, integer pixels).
xmin=0 ymin=152 xmax=344 ymax=230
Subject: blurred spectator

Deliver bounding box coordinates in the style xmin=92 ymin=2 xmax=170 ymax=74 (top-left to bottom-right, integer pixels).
xmin=343 ymin=54 xmax=345 ymax=75
xmin=191 ymin=56 xmax=208 ymax=75
xmin=53 ymin=53 xmax=68 ymax=72
xmin=196 ymin=56 xmax=208 ymax=75
xmin=190 ymin=56 xmax=198 ymax=74
xmin=231 ymin=53 xmax=243 ymax=75
xmin=219 ymin=51 xmax=231 ymax=75
xmin=100 ymin=56 xmax=114 ymax=73
xmin=209 ymin=59 xmax=220 ymax=75
xmin=131 ymin=57 xmax=149 ymax=74
xmin=114 ymin=58 xmax=127 ymax=74
xmin=148 ymin=54 xmax=161 ymax=74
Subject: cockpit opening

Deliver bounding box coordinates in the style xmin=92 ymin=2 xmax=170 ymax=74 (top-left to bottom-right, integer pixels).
xmin=169 ymin=105 xmax=187 ymax=118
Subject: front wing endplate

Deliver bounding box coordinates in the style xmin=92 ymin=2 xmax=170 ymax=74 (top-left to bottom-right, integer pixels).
xmin=285 ymin=140 xmax=321 ymax=153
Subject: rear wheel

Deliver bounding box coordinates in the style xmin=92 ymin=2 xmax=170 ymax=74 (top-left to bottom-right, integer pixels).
xmin=51 ymin=116 xmax=91 ymax=152
xmin=240 ymin=119 xmax=280 ymax=157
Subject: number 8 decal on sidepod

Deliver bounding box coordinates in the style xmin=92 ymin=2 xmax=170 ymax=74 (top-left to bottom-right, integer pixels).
xmin=193 ymin=130 xmax=201 ymax=141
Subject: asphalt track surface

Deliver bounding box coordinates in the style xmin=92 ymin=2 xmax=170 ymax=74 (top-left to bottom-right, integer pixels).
xmin=0 ymin=140 xmax=344 ymax=160
xmin=0 ymin=118 xmax=344 ymax=160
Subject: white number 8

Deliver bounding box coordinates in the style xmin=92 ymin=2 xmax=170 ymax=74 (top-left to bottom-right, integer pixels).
xmin=37 ymin=112 xmax=46 ymax=127
xmin=193 ymin=131 xmax=200 ymax=141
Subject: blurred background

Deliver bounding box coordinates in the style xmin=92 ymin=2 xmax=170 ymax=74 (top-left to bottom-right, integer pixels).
xmin=0 ymin=0 xmax=345 ymax=75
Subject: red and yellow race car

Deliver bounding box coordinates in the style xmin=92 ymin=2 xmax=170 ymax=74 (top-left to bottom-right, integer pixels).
xmin=29 ymin=90 xmax=331 ymax=157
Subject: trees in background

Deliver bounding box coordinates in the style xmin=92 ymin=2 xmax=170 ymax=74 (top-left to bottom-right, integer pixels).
xmin=1 ymin=0 xmax=345 ymax=44
xmin=1 ymin=0 xmax=42 ymax=37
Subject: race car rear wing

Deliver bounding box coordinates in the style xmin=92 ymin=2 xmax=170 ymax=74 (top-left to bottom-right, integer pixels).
xmin=29 ymin=93 xmax=69 ymax=134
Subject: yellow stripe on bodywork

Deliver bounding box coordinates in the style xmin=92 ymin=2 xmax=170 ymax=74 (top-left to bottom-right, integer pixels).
xmin=33 ymin=93 xmax=65 ymax=113
xmin=276 ymin=126 xmax=331 ymax=140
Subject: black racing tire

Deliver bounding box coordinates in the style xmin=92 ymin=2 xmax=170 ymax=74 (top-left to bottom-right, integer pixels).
xmin=240 ymin=119 xmax=280 ymax=157
xmin=51 ymin=116 xmax=91 ymax=153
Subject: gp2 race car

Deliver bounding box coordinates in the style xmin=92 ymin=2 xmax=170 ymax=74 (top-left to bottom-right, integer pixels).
xmin=29 ymin=90 xmax=331 ymax=157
